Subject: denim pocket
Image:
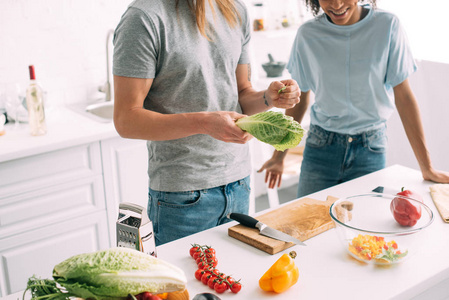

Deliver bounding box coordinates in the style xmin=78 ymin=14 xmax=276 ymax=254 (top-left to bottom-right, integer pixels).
xmin=151 ymin=190 xmax=205 ymax=241
xmin=239 ymin=176 xmax=251 ymax=193
xmin=306 ymin=130 xmax=328 ymax=148
xmin=157 ymin=190 xmax=202 ymax=209
xmin=366 ymin=132 xmax=387 ymax=153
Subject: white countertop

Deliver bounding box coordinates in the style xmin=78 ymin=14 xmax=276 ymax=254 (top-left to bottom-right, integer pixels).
xmin=1 ymin=108 xmax=447 ymax=300
xmin=0 ymin=106 xmax=118 ymax=163
xmin=156 ymin=165 xmax=449 ymax=300
xmin=1 ymin=166 xmax=447 ymax=300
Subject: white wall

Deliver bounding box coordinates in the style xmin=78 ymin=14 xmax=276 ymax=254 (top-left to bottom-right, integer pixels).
xmin=0 ymin=0 xmax=132 ymax=109
xmin=377 ymin=0 xmax=449 ymax=172
xmin=386 ymin=60 xmax=449 ymax=172
xmin=0 ymin=0 xmax=312 ymax=109
xmin=377 ymin=0 xmax=449 ymax=64
xmin=1 ymin=0 xmax=447 ymax=174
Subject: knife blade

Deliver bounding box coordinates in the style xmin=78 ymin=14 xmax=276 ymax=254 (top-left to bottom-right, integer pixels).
xmin=227 ymin=213 xmax=306 ymax=246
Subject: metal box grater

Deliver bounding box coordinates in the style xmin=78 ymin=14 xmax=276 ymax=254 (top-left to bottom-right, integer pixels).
xmin=116 ymin=202 xmax=157 ymax=257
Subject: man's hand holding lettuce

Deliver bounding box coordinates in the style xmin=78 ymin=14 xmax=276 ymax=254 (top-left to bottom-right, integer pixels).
xmin=236 ymin=111 xmax=305 ymax=151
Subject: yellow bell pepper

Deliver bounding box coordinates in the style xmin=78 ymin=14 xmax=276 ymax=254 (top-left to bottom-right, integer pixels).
xmin=259 ymin=251 xmax=299 ymax=293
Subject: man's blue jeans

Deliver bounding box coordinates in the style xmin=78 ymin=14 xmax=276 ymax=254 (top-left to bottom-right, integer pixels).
xmin=297 ymin=124 xmax=387 ymax=198
xmin=148 ymin=176 xmax=250 ymax=246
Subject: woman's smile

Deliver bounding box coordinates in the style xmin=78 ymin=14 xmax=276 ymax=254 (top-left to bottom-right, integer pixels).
xmin=329 ymin=7 xmax=349 ymax=18
xmin=319 ymin=0 xmax=361 ymax=25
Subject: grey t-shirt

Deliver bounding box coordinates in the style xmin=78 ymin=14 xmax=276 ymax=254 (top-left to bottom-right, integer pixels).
xmin=113 ymin=0 xmax=252 ymax=192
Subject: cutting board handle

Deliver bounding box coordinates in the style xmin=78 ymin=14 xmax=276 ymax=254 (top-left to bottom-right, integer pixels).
xmin=228 ymin=213 xmax=259 ymax=228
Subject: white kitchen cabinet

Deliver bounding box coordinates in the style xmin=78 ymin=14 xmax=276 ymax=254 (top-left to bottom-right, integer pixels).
xmin=100 ymin=137 xmax=149 ymax=246
xmin=0 ymin=142 xmax=109 ymax=296
xmin=0 ymin=211 xmax=109 ymax=296
xmin=0 ymin=136 xmax=150 ymax=297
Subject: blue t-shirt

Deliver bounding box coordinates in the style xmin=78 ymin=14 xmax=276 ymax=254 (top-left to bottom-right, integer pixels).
xmin=288 ymin=5 xmax=417 ymax=134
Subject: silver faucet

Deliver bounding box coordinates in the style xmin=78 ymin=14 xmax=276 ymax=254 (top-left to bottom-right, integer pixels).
xmin=98 ymin=29 xmax=114 ymax=102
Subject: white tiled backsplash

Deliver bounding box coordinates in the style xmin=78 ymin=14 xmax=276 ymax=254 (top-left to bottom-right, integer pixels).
xmin=0 ymin=0 xmax=132 ymax=109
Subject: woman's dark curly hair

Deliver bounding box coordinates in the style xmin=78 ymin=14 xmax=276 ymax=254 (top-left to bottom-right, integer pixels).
xmin=304 ymin=0 xmax=377 ymax=16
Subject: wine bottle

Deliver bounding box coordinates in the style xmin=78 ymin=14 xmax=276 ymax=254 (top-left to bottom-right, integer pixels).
xmin=26 ymin=65 xmax=47 ymax=136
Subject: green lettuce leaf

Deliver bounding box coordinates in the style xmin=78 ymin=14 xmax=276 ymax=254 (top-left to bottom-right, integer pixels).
xmin=25 ymin=248 xmax=186 ymax=300
xmin=53 ymin=247 xmax=186 ymax=299
xmin=375 ymin=247 xmax=408 ymax=262
xmin=236 ymin=111 xmax=305 ymax=151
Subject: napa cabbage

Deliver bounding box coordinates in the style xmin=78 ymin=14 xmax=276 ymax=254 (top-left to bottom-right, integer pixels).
xmin=24 ymin=247 xmax=186 ymax=300
xmin=236 ymin=111 xmax=304 ymax=151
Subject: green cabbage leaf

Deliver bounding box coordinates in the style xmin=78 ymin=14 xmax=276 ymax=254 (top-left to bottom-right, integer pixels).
xmin=236 ymin=111 xmax=305 ymax=151
xmin=25 ymin=247 xmax=187 ymax=300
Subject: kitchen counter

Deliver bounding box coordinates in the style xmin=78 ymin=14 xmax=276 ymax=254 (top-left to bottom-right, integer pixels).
xmin=0 ymin=106 xmax=118 ymax=163
xmin=155 ymin=165 xmax=449 ymax=300
xmin=2 ymin=165 xmax=448 ymax=300
xmin=0 ymin=105 xmax=152 ymax=299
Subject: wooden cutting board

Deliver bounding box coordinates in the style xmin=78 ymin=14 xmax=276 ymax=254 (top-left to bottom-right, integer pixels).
xmin=228 ymin=196 xmax=338 ymax=254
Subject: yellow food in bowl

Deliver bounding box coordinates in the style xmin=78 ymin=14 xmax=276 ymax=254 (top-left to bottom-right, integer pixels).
xmin=349 ymin=234 xmax=408 ymax=263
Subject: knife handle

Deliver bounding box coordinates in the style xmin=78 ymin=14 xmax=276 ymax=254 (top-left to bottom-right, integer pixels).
xmin=228 ymin=213 xmax=258 ymax=228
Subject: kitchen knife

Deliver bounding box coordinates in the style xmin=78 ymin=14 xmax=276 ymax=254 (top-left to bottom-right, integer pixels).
xmin=372 ymin=186 xmax=397 ymax=195
xmin=227 ymin=213 xmax=306 ymax=246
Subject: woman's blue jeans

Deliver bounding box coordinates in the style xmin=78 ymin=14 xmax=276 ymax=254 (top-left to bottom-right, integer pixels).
xmin=148 ymin=176 xmax=250 ymax=246
xmin=297 ymin=124 xmax=387 ymax=198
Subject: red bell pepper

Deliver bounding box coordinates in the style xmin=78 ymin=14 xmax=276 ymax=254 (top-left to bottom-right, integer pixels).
xmin=390 ymin=187 xmax=423 ymax=226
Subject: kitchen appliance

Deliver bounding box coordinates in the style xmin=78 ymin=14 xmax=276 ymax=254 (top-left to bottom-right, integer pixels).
xmin=228 ymin=196 xmax=338 ymax=254
xmin=228 ymin=213 xmax=306 ymax=246
xmin=116 ymin=202 xmax=156 ymax=257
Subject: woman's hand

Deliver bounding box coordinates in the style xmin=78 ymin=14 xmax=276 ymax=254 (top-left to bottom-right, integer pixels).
xmin=257 ymin=155 xmax=286 ymax=189
xmin=422 ymin=167 xmax=449 ymax=183
xmin=199 ymin=111 xmax=253 ymax=144
xmin=266 ymin=79 xmax=301 ymax=109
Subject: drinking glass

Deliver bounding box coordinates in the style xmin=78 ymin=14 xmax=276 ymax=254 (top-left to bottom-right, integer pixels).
xmin=3 ymin=83 xmax=26 ymax=130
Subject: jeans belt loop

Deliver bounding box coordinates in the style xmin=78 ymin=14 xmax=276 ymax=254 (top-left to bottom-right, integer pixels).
xmin=362 ymin=131 xmax=368 ymax=147
xmin=327 ymin=132 xmax=334 ymax=145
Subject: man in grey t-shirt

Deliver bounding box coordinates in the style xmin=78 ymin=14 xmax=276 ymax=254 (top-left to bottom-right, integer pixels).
xmin=113 ymin=0 xmax=300 ymax=245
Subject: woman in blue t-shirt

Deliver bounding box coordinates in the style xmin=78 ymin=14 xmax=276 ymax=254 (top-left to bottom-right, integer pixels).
xmin=259 ymin=0 xmax=449 ymax=197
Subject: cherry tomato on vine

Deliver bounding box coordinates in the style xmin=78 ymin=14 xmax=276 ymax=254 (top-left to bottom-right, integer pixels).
xmin=197 ymin=256 xmax=217 ymax=266
xmin=214 ymin=281 xmax=228 ymax=294
xmin=230 ymin=282 xmax=242 ymax=293
xmin=195 ymin=257 xmax=204 ymax=265
xmin=207 ymin=276 xmax=218 ymax=289
xmin=225 ymin=276 xmax=235 ymax=288
xmin=193 ymin=251 xmax=204 ymax=260
xmin=204 ymin=248 xmax=216 ymax=256
xmin=201 ymin=272 xmax=211 ymax=285
xmin=206 ymin=257 xmax=218 ymax=268
xmin=189 ymin=244 xmax=242 ymax=294
xmin=197 ymin=261 xmax=212 ymax=270
xmin=194 ymin=269 xmax=204 ymax=281
xmin=189 ymin=246 xmax=200 ymax=257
